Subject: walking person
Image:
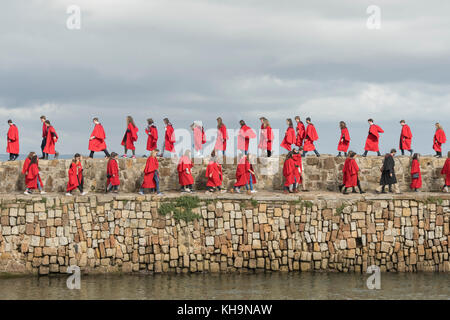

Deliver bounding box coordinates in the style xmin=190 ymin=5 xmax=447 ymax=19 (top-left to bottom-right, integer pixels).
xmin=106 ymin=152 xmax=120 ymax=193
xmin=6 ymin=119 xmax=19 ymax=161
xmin=139 ymin=149 xmax=162 ymax=195
xmin=283 ymin=151 xmax=297 ymax=193
xmin=205 ymin=150 xmax=225 ymax=193
xmin=280 ymin=118 xmax=296 ymax=152
xmin=214 ymin=117 xmax=228 ymax=157
xmin=23 ymin=154 xmax=45 ymax=195
xmin=145 ymin=119 xmax=158 ymax=154
xmin=441 ymin=151 xmax=450 ymax=193
xmin=339 ymin=151 xmax=365 ymax=194
xmin=237 ymin=120 xmax=256 ymax=156
xmin=258 ymin=118 xmax=273 ymax=157
xmin=376 ymin=149 xmax=400 ymax=194
xmin=177 ymin=150 xmax=194 ymax=192
xmin=66 ymin=153 xmax=87 ymax=196
xmin=294 ymin=116 xmax=306 ymax=148
xmin=337 ymin=121 xmax=350 ymax=157
xmin=232 ymin=154 xmax=257 ymax=194
xmin=302 ymin=117 xmax=320 ymax=157
xmin=362 ymin=119 xmax=384 ymax=157
xmin=89 ymin=118 xmax=110 ymax=158
xmin=121 ymin=116 xmax=139 ymax=159
xmin=192 ymin=121 xmax=206 ymax=158
xmin=399 ymin=120 xmax=413 ymax=156
xmin=43 ymin=120 xmax=59 ymax=159
xmin=160 ymin=118 xmax=176 ymax=157
xmin=410 ymin=153 xmax=422 ymax=192
xmin=433 ymin=123 xmax=447 ymax=158
xmin=39 ymin=115 xmax=47 ymax=159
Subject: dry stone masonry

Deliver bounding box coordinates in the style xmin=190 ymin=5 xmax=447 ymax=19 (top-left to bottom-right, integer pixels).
xmin=0 ymin=193 xmax=448 ymax=275
xmin=0 ymin=155 xmax=447 ymax=193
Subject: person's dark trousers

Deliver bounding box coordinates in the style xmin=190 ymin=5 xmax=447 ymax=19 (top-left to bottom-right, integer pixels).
xmin=302 ymin=149 xmax=320 ymax=157
xmin=401 ymin=149 xmax=413 ymax=156
xmin=9 ymin=153 xmax=19 ymax=161
xmin=41 ymin=137 xmax=47 ymax=159
xmin=89 ymin=149 xmax=110 ymax=158
xmin=77 ymin=177 xmax=84 ymax=193
xmin=267 ymin=150 xmax=272 ymax=157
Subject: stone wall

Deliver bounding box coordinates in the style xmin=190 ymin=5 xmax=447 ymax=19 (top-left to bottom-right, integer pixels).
xmin=0 ymin=193 xmax=449 ymax=275
xmin=0 ymin=155 xmax=447 ymax=193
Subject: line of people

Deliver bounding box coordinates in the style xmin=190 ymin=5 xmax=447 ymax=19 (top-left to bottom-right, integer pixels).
xmin=5 ymin=116 xmax=448 ymax=162
xmin=20 ymin=146 xmax=450 ymax=195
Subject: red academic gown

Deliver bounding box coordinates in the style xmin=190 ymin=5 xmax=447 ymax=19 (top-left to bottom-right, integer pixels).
xmin=303 ymin=124 xmax=319 ymax=151
xmin=145 ymin=125 xmax=158 ymax=151
xmin=399 ymin=124 xmax=413 ymax=151
xmin=234 ymin=157 xmax=257 ymax=187
xmin=295 ymin=122 xmax=306 ymax=147
xmin=67 ymin=162 xmax=82 ymax=192
xmin=258 ymin=126 xmax=273 ymax=152
xmin=364 ymin=124 xmax=384 ymax=152
xmin=194 ymin=127 xmax=206 ymax=151
xmin=43 ymin=126 xmax=58 ymax=155
xmin=214 ymin=124 xmax=228 ymax=151
xmin=237 ymin=125 xmax=256 ymax=152
xmin=164 ymin=124 xmax=176 ymax=152
xmin=433 ymin=129 xmax=447 ymax=152
xmin=121 ymin=123 xmax=138 ymax=150
xmin=292 ymin=153 xmax=303 ymax=184
xmin=410 ymin=159 xmax=422 ymax=189
xmin=205 ymin=161 xmax=223 ymax=187
xmin=342 ymin=158 xmax=359 ymax=188
xmin=141 ymin=156 xmax=159 ymax=188
xmin=337 ymin=127 xmax=350 ymax=152
xmin=23 ymin=158 xmax=43 ymax=189
xmin=42 ymin=123 xmax=47 ymax=139
xmin=177 ymin=156 xmax=194 ymax=186
xmin=25 ymin=163 xmax=42 ymax=189
xmin=280 ymin=127 xmax=296 ymax=151
xmin=441 ymin=159 xmax=450 ymax=186
xmin=7 ymin=124 xmax=19 ymax=154
xmin=283 ymin=158 xmax=296 ymax=186
xmin=89 ymin=124 xmax=107 ymax=152
xmin=107 ymin=159 xmax=120 ymax=186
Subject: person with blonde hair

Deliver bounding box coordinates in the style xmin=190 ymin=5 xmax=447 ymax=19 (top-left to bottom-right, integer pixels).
xmin=433 ymin=123 xmax=446 ymax=158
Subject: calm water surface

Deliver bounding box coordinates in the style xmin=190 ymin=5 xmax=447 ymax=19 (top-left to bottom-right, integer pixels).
xmin=0 ymin=273 xmax=448 ymax=300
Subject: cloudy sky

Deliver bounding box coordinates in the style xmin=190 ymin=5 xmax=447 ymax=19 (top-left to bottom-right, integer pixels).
xmin=1 ymin=0 xmax=450 ymax=157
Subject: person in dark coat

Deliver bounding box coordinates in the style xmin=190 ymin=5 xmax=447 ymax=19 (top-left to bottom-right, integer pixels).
xmin=378 ymin=149 xmax=398 ymax=193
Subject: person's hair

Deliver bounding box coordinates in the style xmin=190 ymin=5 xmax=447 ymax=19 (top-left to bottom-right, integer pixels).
xmin=44 ymin=120 xmax=51 ymax=125
xmin=184 ymin=149 xmax=191 ymax=157
xmin=7 ymin=119 xmax=12 ymax=124
xmin=74 ymin=153 xmax=81 ymax=159
xmin=412 ymin=153 xmax=419 ymax=160
xmin=239 ymin=120 xmax=246 ymax=127
xmin=339 ymin=121 xmax=346 ymax=129
xmin=390 ymin=148 xmax=397 ymax=154
xmin=30 ymin=155 xmax=38 ymax=165
xmin=163 ymin=117 xmax=170 ymax=124
xmin=259 ymin=117 xmax=267 ymax=122
xmin=27 ymin=152 xmax=35 ymax=159
xmin=147 ymin=118 xmax=154 ymax=125
xmin=436 ymin=122 xmax=443 ymax=130
xmin=348 ymin=151 xmax=356 ymax=157
xmin=368 ymin=118 xmax=374 ymax=123
xmin=287 ymin=118 xmax=293 ymax=128
xmin=40 ymin=115 xmax=46 ymax=120
xmin=286 ymin=151 xmax=293 ymax=159
xmin=295 ymin=116 xmax=300 ymax=121
xmin=110 ymin=152 xmax=118 ymax=158
xmin=400 ymin=120 xmax=405 ymax=124
xmin=211 ymin=150 xmax=216 ymax=158
xmin=126 ymin=116 xmax=135 ymax=126
xmin=93 ymin=117 xmax=99 ymax=122
xmin=306 ymin=117 xmax=311 ymax=122
xmin=151 ymin=149 xmax=159 ymax=156
xmin=263 ymin=118 xmax=270 ymax=128
xmin=216 ymin=117 xmax=223 ymax=129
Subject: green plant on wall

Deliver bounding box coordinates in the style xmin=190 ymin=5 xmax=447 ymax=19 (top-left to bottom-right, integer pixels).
xmin=299 ymin=200 xmax=313 ymax=210
xmin=422 ymin=197 xmax=443 ymax=205
xmin=158 ymin=196 xmax=202 ymax=222
xmin=335 ymin=203 xmax=347 ymax=216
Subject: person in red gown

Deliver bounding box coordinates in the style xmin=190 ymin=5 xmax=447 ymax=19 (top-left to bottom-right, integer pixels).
xmin=399 ymin=120 xmax=413 ymax=156
xmin=89 ymin=118 xmax=110 ymax=158
xmin=281 ymin=119 xmax=296 ymax=152
xmin=139 ymin=149 xmax=162 ymax=195
xmin=295 ymin=116 xmax=306 ymax=148
xmin=66 ymin=153 xmax=87 ymax=196
xmin=292 ymin=148 xmax=303 ymax=192
xmin=161 ymin=118 xmax=176 ymax=157
xmin=106 ymin=152 xmax=120 ymax=193
xmin=43 ymin=120 xmax=59 ymax=159
xmin=205 ymin=151 xmax=225 ymax=193
xmin=441 ymin=151 xmax=450 ymax=192
xmin=302 ymin=117 xmax=320 ymax=157
xmin=192 ymin=121 xmax=206 ymax=158
xmin=339 ymin=151 xmax=364 ymax=194
xmin=40 ymin=115 xmax=47 ymax=159
xmin=6 ymin=119 xmax=19 ymax=161
xmin=362 ymin=119 xmax=383 ymax=157
xmin=258 ymin=118 xmax=274 ymax=157
xmin=433 ymin=123 xmax=447 ymax=158
xmin=410 ymin=153 xmax=422 ymax=192
xmin=24 ymin=154 xmax=45 ymax=195
xmin=178 ymin=150 xmax=194 ymax=192
xmin=214 ymin=117 xmax=228 ymax=156
xmin=145 ymin=118 xmax=158 ymax=153
xmin=121 ymin=116 xmax=139 ymax=159
xmin=283 ymin=151 xmax=297 ymax=193
xmin=232 ymin=154 xmax=257 ymax=194
xmin=237 ymin=120 xmax=256 ymax=156
xmin=337 ymin=121 xmax=350 ymax=157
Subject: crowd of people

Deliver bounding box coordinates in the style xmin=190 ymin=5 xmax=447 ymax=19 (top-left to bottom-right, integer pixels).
xmin=5 ymin=115 xmax=450 ymax=195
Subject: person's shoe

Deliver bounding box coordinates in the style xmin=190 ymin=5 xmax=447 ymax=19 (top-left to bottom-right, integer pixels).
xmin=138 ymin=191 xmax=144 ymax=195
xmin=131 ymin=155 xmax=136 ymax=159
xmin=65 ymin=193 xmax=72 ymax=196
xmin=250 ymin=190 xmax=257 ymax=193
xmin=359 ymin=190 xmax=366 ymax=194
xmin=220 ymin=189 xmax=227 ymax=193
xmin=81 ymin=192 xmax=88 ymax=196
xmin=54 ymin=152 xmax=59 ymax=159
xmin=113 ymin=190 xmax=119 ymax=193
xmin=352 ymin=189 xmax=358 ymax=193
xmin=24 ymin=190 xmax=31 ymax=195
xmin=294 ymin=189 xmax=299 ymax=193
xmin=205 ymin=190 xmax=211 ymax=194
xmin=156 ymin=192 xmax=163 ymax=196
xmin=283 ymin=190 xmax=289 ymax=194
xmin=235 ymin=188 xmax=241 ymax=193
xmin=40 ymin=191 xmax=46 ymax=194
xmin=381 ymin=191 xmax=387 ymax=194
xmin=122 ymin=154 xmax=127 ymax=158
xmin=443 ymin=186 xmax=449 ymax=193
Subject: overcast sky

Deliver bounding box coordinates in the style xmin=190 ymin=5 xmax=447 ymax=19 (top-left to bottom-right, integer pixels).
xmin=1 ymin=0 xmax=449 ymax=157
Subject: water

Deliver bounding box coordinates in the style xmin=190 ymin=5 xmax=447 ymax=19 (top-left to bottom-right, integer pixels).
xmin=0 ymin=273 xmax=448 ymax=300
